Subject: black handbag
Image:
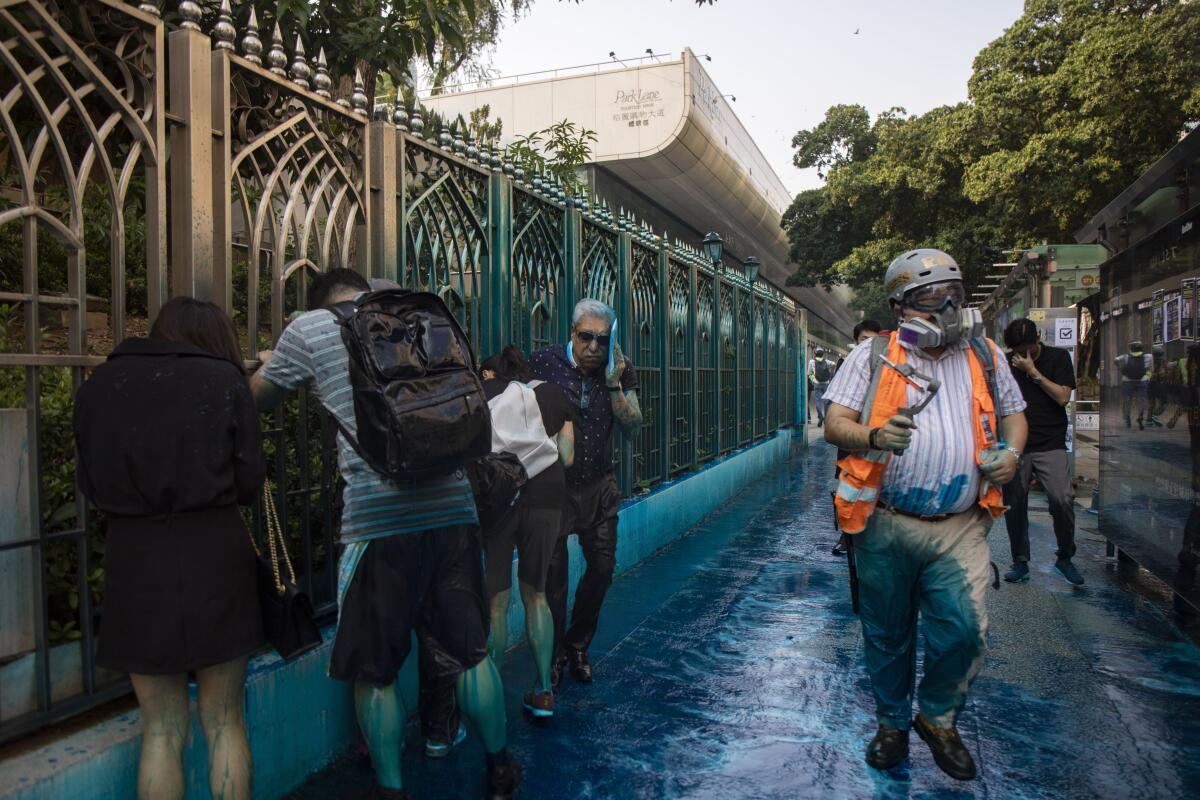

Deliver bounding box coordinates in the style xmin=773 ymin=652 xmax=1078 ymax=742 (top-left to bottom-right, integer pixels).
xmin=466 ymin=451 xmax=528 ymax=531
xmin=252 ymin=481 xmax=322 ymax=661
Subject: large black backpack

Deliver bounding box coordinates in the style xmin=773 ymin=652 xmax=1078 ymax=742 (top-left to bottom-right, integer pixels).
xmin=330 ymin=289 xmax=491 ymax=481
xmin=814 ymin=358 xmax=834 ymax=383
xmin=1121 ymin=354 xmax=1147 ymax=381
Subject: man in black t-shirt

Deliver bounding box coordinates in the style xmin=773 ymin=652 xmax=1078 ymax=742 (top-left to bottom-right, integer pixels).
xmin=1000 ymin=318 xmax=1083 ymax=585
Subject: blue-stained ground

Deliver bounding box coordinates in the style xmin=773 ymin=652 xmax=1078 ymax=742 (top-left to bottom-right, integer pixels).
xmin=290 ymin=441 xmax=1200 ymax=799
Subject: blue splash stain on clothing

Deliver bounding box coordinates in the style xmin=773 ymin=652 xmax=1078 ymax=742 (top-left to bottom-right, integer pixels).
xmin=882 ymin=473 xmax=970 ymax=517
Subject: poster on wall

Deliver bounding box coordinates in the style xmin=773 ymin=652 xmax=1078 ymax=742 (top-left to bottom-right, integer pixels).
xmin=1152 ymin=290 xmax=1165 ymax=347
xmin=1166 ymin=291 xmax=1182 ymax=343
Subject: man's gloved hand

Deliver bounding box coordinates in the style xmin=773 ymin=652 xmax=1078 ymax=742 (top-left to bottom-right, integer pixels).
xmin=980 ymin=448 xmax=1019 ymax=485
xmin=874 ymin=415 xmax=916 ymax=451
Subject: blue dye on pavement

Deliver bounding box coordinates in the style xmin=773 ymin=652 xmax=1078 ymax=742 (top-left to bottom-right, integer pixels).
xmin=289 ymin=442 xmax=1200 ymax=799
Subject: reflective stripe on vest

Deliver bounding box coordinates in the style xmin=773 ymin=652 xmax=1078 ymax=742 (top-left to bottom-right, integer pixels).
xmin=833 ymin=332 xmax=1008 ymax=534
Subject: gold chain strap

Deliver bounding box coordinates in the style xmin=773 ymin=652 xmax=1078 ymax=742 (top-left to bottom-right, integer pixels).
xmin=257 ymin=479 xmax=297 ymax=595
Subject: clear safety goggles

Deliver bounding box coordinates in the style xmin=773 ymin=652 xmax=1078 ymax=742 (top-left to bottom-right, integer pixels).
xmin=903 ymin=280 xmax=965 ymax=311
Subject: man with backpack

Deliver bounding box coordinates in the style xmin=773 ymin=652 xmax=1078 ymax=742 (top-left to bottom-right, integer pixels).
xmin=530 ymin=298 xmax=642 ymax=690
xmin=1115 ymin=340 xmax=1153 ymax=429
xmin=250 ymin=269 xmax=519 ymax=800
xmin=823 ymin=249 xmax=1027 ymax=782
xmin=808 ymin=347 xmax=835 ymax=427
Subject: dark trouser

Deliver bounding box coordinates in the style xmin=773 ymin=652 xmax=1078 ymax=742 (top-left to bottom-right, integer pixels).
xmin=1002 ymin=449 xmax=1076 ymax=563
xmin=418 ymin=640 xmax=461 ymax=745
xmin=546 ymin=472 xmax=621 ymax=657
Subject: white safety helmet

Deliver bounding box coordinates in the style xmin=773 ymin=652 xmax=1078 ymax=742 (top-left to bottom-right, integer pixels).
xmin=884 ymin=248 xmax=963 ymax=306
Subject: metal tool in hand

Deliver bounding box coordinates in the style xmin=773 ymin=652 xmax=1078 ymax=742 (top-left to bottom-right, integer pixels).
xmin=877 ymin=356 xmax=941 ymax=456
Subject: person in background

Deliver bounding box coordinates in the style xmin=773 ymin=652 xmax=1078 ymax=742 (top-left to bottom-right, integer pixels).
xmin=74 ymin=297 xmax=265 ymax=800
xmin=1000 ymin=319 xmax=1083 ymax=586
xmin=824 ymin=249 xmax=1026 ymax=781
xmin=250 ymin=269 xmax=519 ymax=800
xmin=480 ymin=346 xmax=576 ymax=718
xmin=832 ymin=320 xmax=885 ymax=556
xmin=808 ymin=347 xmax=836 ymax=427
xmin=530 ymin=298 xmax=642 ymax=690
xmin=1115 ymin=340 xmax=1153 ymax=429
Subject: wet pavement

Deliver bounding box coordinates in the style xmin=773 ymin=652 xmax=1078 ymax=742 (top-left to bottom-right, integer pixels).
xmin=290 ymin=441 xmax=1200 ymax=799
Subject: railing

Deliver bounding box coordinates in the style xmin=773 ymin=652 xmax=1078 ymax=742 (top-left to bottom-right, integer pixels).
xmin=0 ymin=0 xmax=803 ymax=744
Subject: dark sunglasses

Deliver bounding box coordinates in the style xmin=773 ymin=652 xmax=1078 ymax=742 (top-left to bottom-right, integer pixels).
xmin=574 ymin=330 xmax=611 ymax=347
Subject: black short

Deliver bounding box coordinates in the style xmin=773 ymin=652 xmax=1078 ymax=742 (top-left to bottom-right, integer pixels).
xmin=484 ymin=503 xmax=563 ymax=597
xmin=330 ymin=525 xmax=489 ymax=685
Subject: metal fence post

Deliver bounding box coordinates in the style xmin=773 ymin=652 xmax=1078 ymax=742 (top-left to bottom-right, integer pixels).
xmin=618 ymin=228 xmax=633 ymax=495
xmin=369 ymin=120 xmax=397 ymax=282
xmin=488 ymin=170 xmax=512 ymax=358
xmin=656 ymin=242 xmax=670 ymax=484
xmin=688 ymin=256 xmax=699 ymax=470
xmin=563 ymin=202 xmax=580 ymax=342
xmin=168 ymin=26 xmax=215 ymax=300
xmin=714 ymin=274 xmax=723 ymax=453
xmin=210 ymin=50 xmax=232 ymax=312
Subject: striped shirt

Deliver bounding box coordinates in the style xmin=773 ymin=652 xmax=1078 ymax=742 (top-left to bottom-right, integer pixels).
xmin=824 ymin=336 xmax=1026 ymax=517
xmin=260 ymin=309 xmax=477 ymax=543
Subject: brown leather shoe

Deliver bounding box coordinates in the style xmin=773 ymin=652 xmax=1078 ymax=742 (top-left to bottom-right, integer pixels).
xmin=550 ymin=653 xmax=567 ymax=691
xmin=914 ymin=713 xmax=976 ymax=780
xmin=865 ymin=723 xmax=909 ymax=770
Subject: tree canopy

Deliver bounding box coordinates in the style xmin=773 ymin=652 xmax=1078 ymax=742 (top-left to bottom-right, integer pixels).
xmin=784 ymin=0 xmax=1200 ymax=321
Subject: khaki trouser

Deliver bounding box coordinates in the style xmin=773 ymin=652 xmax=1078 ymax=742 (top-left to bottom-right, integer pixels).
xmin=854 ymin=505 xmax=993 ymax=730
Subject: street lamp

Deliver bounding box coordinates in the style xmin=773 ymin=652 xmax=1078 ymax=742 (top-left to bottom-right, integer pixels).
xmin=743 ymin=255 xmax=760 ymax=284
xmin=702 ymin=231 xmax=723 ymax=268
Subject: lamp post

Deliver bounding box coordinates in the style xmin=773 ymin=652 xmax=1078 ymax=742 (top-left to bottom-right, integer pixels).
xmin=702 ymin=230 xmax=723 ymax=270
xmin=743 ymin=255 xmax=760 ymax=284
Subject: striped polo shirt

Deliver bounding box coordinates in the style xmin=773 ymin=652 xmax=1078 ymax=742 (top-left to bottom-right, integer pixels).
xmin=260 ymin=309 xmax=477 ymax=543
xmin=823 ymin=335 xmax=1026 ymax=517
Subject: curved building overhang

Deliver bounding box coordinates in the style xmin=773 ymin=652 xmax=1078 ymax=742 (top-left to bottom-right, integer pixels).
xmin=422 ymin=48 xmax=855 ymax=341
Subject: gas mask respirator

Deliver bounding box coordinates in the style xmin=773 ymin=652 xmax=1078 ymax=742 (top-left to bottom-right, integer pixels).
xmin=898 ymin=304 xmax=983 ymax=349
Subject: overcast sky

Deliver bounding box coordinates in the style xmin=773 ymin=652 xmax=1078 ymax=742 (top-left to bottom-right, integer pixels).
xmin=483 ymin=0 xmax=1024 ymax=197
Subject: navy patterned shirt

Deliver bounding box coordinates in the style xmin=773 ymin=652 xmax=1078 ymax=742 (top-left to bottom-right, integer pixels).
xmin=530 ymin=343 xmax=638 ymax=485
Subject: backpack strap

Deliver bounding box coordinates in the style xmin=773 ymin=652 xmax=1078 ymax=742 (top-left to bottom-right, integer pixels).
xmin=858 ymin=334 xmax=893 ymax=430
xmin=327 ymin=299 xmax=358 ymax=325
xmin=968 ymin=336 xmax=1002 ymax=424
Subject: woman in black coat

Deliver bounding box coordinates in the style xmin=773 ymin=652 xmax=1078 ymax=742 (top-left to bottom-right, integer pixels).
xmin=74 ymin=296 xmax=265 ymax=800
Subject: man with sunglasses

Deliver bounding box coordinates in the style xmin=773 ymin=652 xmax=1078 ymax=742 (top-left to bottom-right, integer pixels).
xmin=530 ymin=298 xmax=643 ymax=689
xmin=823 ymin=249 xmax=1026 ymax=782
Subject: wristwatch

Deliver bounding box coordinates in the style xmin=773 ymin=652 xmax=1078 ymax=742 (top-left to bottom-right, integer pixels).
xmin=606 ymin=385 xmax=623 ymax=393
xmin=1004 ymin=446 xmax=1022 ymax=459
xmin=1030 ymin=374 xmax=1043 ymax=384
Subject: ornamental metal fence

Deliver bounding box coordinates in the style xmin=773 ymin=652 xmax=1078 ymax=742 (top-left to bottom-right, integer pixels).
xmin=0 ymin=0 xmax=803 ymax=744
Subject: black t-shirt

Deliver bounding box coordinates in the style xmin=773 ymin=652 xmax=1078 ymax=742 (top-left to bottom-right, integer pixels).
xmin=1008 ymin=344 xmax=1076 ymax=453
xmin=482 ymin=378 xmax=576 ymax=508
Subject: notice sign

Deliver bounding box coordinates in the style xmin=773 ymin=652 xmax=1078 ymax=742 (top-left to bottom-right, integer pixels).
xmin=1055 ymin=318 xmax=1077 ymax=348
xmin=1076 ymin=413 xmax=1099 ymax=431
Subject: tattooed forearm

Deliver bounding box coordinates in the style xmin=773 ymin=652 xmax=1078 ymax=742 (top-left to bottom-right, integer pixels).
xmin=613 ymin=389 xmax=643 ymax=435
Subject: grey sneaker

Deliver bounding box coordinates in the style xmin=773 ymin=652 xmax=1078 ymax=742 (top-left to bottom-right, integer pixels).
xmin=1055 ymin=559 xmax=1085 ymax=586
xmin=1004 ymin=562 xmax=1029 ymax=583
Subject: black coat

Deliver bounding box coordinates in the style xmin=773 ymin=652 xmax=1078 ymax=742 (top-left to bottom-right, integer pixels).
xmin=74 ymin=337 xmax=266 ymax=516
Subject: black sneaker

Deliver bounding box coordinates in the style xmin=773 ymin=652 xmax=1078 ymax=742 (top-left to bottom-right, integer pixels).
xmin=486 ymin=759 xmax=522 ymax=800
xmin=1004 ymin=562 xmax=1029 ymax=583
xmin=914 ymin=713 xmax=976 ymax=781
xmin=568 ymin=649 xmax=593 ymax=683
xmin=832 ymin=539 xmax=848 ymax=556
xmin=865 ymin=724 xmax=909 ymax=770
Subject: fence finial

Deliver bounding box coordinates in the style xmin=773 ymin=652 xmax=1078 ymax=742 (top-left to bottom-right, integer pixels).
xmin=178 ymin=0 xmax=202 ymax=30
xmin=240 ymin=7 xmax=263 ymax=64
xmin=393 ymin=104 xmax=409 ymax=131
xmin=409 ymin=108 xmax=424 ymax=134
xmin=466 ymin=132 xmax=479 ymax=164
xmin=137 ymin=1 xmax=160 ymax=17
xmin=212 ymin=0 xmax=236 ymax=50
xmin=267 ymin=24 xmax=287 ymax=76
xmin=490 ymin=142 xmax=502 ymax=171
xmin=313 ymin=48 xmax=332 ymax=99
xmin=289 ymin=35 xmax=311 ymax=90
xmin=351 ymin=69 xmax=368 ymax=115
